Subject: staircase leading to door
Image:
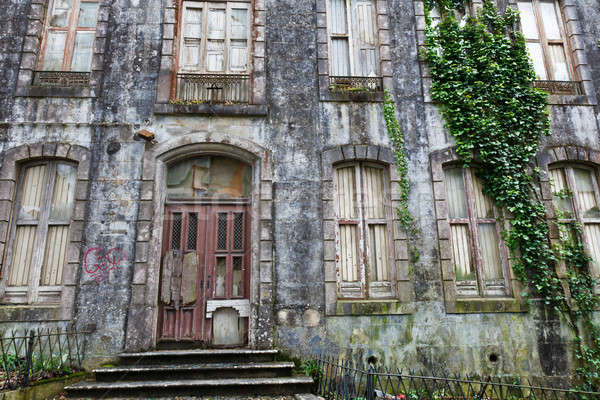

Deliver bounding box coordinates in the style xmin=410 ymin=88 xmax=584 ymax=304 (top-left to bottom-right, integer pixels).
xmin=65 ymin=349 xmax=314 ymax=398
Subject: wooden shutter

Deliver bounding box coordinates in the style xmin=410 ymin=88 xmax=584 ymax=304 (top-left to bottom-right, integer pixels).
xmin=550 ymin=168 xmax=573 ymax=214
xmin=180 ymin=3 xmax=204 ymax=72
xmin=573 ymin=168 xmax=600 ymax=278
xmin=363 ymin=166 xmax=390 ymax=284
xmin=351 ymin=0 xmax=378 ymax=76
xmin=329 ymin=0 xmax=350 ymax=76
xmin=206 ymin=5 xmax=226 ymax=72
xmin=518 ymin=1 xmax=548 ymax=80
xmin=228 ymin=4 xmax=249 ymax=72
xmin=539 ymin=1 xmax=570 ymax=81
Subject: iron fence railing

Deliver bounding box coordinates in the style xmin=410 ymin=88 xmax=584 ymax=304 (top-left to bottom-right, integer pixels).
xmin=175 ymin=73 xmax=250 ymax=103
xmin=32 ymin=71 xmax=91 ymax=87
xmin=312 ymin=356 xmax=600 ymax=400
xmin=329 ymin=76 xmax=384 ymax=92
xmin=0 ymin=328 xmax=89 ymax=390
xmin=532 ymin=80 xmax=584 ymax=95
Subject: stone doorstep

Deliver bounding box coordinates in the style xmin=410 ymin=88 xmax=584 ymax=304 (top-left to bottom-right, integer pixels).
xmin=65 ymin=395 xmax=317 ymax=400
xmin=94 ymin=362 xmax=296 ymax=374
xmin=117 ymin=349 xmax=280 ymax=366
xmin=66 ymin=377 xmax=314 ymax=390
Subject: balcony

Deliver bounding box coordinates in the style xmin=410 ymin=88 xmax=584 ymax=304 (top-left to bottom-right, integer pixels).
xmin=328 ymin=76 xmax=383 ymax=93
xmin=32 ymin=71 xmax=90 ymax=87
xmin=533 ymin=80 xmax=584 ymax=95
xmin=175 ymin=74 xmax=250 ymax=104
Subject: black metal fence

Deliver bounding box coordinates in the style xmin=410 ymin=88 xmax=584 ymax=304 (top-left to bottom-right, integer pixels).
xmin=0 ymin=328 xmax=88 ymax=390
xmin=312 ymin=356 xmax=600 ymax=400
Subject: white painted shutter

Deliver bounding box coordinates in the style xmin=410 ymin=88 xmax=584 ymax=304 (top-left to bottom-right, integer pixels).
xmin=363 ymin=167 xmax=389 ymax=283
xmin=206 ymin=5 xmax=226 ymax=72
xmin=352 ymin=0 xmax=378 ymax=76
xmin=42 ymin=31 xmax=67 ymax=71
xmin=71 ymin=32 xmax=94 ymax=72
xmin=228 ymin=5 xmax=249 ymax=72
xmin=181 ymin=3 xmax=203 ymax=72
xmin=49 ymin=0 xmax=73 ymax=27
xmin=584 ymin=224 xmax=600 ymax=277
xmin=329 ymin=0 xmax=350 ymax=76
xmin=336 ymin=166 xmax=361 ymax=297
xmin=336 ymin=165 xmax=357 ymax=220
xmin=549 ymin=168 xmax=572 ymax=214
xmin=573 ymin=168 xmax=599 ymax=218
xmin=451 ymin=224 xmax=473 ymax=281
xmin=368 ymin=225 xmax=389 ymax=281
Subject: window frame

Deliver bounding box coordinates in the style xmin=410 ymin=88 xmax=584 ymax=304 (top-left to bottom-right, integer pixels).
xmin=549 ymin=164 xmax=600 ymax=279
xmin=37 ymin=0 xmax=100 ymax=72
xmin=2 ymin=160 xmax=78 ymax=305
xmin=444 ymin=166 xmax=511 ymax=298
xmin=518 ymin=0 xmax=576 ymax=82
xmin=176 ymin=1 xmax=251 ymax=75
xmin=333 ymin=161 xmax=395 ymax=300
xmin=325 ymin=0 xmax=381 ymax=78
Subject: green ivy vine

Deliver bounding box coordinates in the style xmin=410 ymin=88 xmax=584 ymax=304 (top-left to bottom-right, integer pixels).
xmin=424 ymin=0 xmax=599 ymax=390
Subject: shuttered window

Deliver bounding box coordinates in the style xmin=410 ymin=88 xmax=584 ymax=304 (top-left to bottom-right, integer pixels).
xmin=39 ymin=0 xmax=99 ymax=72
xmin=517 ymin=0 xmax=572 ymax=81
xmin=335 ymin=163 xmax=393 ymax=299
xmin=550 ymin=166 xmax=600 ymax=279
xmin=179 ymin=2 xmax=250 ymax=74
xmin=327 ymin=0 xmax=379 ymax=77
xmin=4 ymin=161 xmax=77 ymax=304
xmin=444 ymin=167 xmax=509 ymax=297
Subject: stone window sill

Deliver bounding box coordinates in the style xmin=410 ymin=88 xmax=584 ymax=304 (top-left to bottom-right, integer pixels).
xmin=154 ymin=103 xmax=268 ymax=117
xmin=320 ymin=91 xmax=385 ymax=103
xmin=15 ymin=86 xmax=96 ymax=98
xmin=0 ymin=304 xmax=62 ymax=322
xmin=448 ymin=298 xmax=528 ymax=314
xmin=330 ymin=300 xmax=414 ymax=316
xmin=547 ymin=94 xmax=596 ymax=106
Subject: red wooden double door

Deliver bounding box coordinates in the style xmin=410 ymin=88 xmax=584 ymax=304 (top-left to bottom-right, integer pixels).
xmin=158 ymin=204 xmax=250 ymax=345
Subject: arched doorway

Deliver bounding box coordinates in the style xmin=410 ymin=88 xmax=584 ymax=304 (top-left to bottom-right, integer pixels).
xmin=158 ymin=155 xmax=252 ymax=347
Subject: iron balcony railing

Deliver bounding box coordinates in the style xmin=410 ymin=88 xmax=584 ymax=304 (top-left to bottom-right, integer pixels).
xmin=311 ymin=356 xmax=600 ymax=400
xmin=0 ymin=328 xmax=89 ymax=390
xmin=329 ymin=75 xmax=384 ymax=93
xmin=533 ymin=80 xmax=584 ymax=95
xmin=32 ymin=71 xmax=90 ymax=87
xmin=175 ymin=73 xmax=250 ymax=104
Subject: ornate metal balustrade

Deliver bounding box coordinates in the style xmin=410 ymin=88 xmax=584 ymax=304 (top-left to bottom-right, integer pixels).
xmin=329 ymin=76 xmax=384 ymax=93
xmin=32 ymin=71 xmax=90 ymax=87
xmin=175 ymin=74 xmax=250 ymax=104
xmin=533 ymin=80 xmax=584 ymax=95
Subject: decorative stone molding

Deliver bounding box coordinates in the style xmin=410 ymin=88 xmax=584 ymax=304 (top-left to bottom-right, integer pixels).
xmin=15 ymin=0 xmax=110 ymax=98
xmin=430 ymin=147 xmax=528 ymax=314
xmin=125 ymin=133 xmax=274 ymax=351
xmin=0 ymin=142 xmax=91 ymax=321
xmin=321 ymin=144 xmax=413 ymax=316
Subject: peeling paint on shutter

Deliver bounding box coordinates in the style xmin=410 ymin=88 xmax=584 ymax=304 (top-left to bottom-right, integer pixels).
xmin=584 ymin=224 xmax=600 ymax=277
xmin=478 ymin=223 xmax=502 ymax=280
xmin=550 ymin=168 xmax=572 ymax=214
xmin=181 ymin=4 xmax=203 ymax=72
xmin=329 ymin=0 xmax=350 ymax=76
xmin=229 ymin=6 xmax=248 ymax=72
xmin=451 ymin=224 xmax=473 ymax=281
xmin=161 ymin=251 xmax=174 ymax=304
xmin=181 ymin=252 xmax=197 ymax=305
xmin=363 ymin=166 xmax=385 ymax=219
xmin=336 ymin=166 xmax=357 ymax=219
xmin=206 ymin=6 xmax=226 ymax=72
xmin=8 ymin=226 xmax=37 ymax=287
xmin=339 ymin=224 xmax=359 ymax=282
xmin=574 ymin=168 xmax=598 ymax=218
xmin=368 ymin=225 xmax=389 ymax=281
xmin=352 ymin=0 xmax=378 ymax=76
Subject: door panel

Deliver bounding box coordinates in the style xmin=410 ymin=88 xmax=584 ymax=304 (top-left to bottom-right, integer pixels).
xmin=158 ymin=204 xmax=249 ymax=345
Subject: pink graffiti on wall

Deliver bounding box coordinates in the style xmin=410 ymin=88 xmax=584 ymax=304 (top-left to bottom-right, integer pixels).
xmin=83 ymin=247 xmax=125 ymax=283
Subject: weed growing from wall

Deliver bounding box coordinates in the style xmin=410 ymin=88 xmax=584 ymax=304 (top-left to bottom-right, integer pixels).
xmin=424 ymin=0 xmax=599 ymax=389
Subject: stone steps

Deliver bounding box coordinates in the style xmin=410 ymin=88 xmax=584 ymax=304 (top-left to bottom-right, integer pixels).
xmin=65 ymin=349 xmax=314 ymax=398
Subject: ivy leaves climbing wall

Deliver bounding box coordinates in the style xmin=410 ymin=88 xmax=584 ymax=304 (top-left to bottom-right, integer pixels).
xmin=424 ymin=0 xmax=599 ymax=390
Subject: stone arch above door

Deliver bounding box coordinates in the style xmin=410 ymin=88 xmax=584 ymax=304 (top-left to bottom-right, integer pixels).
xmin=125 ymin=135 xmax=274 ymax=351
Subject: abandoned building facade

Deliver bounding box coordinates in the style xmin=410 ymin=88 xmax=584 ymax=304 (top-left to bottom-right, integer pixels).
xmin=0 ymin=0 xmax=599 ymax=382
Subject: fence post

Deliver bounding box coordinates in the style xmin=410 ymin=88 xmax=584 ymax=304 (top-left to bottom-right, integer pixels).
xmin=23 ymin=330 xmax=35 ymax=386
xmin=365 ymin=364 xmax=376 ymax=400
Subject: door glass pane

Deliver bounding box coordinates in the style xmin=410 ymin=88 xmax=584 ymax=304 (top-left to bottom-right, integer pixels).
xmin=549 ymin=168 xmax=573 ymax=215
xmin=444 ymin=168 xmax=467 ymax=219
xmin=71 ymin=31 xmax=94 ymax=71
xmin=78 ymin=2 xmax=99 ymax=27
xmin=368 ymin=224 xmax=389 ymax=281
xmin=43 ymin=31 xmax=67 ymax=70
xmin=471 ymin=171 xmax=494 ymax=219
xmin=41 ymin=225 xmax=69 ymax=286
xmin=171 ymin=213 xmax=182 ymax=249
xmin=49 ymin=0 xmax=73 ymax=27
xmin=339 ymin=224 xmax=359 ymax=282
xmin=331 ymin=38 xmax=350 ymax=76
xmin=584 ymin=224 xmax=600 ymax=277
xmin=49 ymin=164 xmax=77 ymax=222
xmin=19 ymin=164 xmax=47 ymax=221
xmin=526 ymin=42 xmax=547 ymax=80
xmin=233 ymin=213 xmax=243 ymax=249
xmin=217 ymin=213 xmax=228 ymax=249
xmin=574 ymin=168 xmax=600 ymax=218
xmin=215 ymin=257 xmax=226 ymax=297
xmin=336 ymin=166 xmax=357 ymax=219
xmin=479 ymin=223 xmax=503 ymax=280
xmin=8 ymin=226 xmax=37 ymax=286
xmin=232 ymin=256 xmax=243 ymax=297
xmin=363 ymin=166 xmax=386 ymax=219
xmin=329 ymin=0 xmax=348 ymax=35
xmin=539 ymin=1 xmax=562 ymax=40
xmin=451 ymin=224 xmax=473 ymax=281
xmin=548 ymin=44 xmax=570 ymax=81
xmin=517 ymin=2 xmax=539 ymax=40
xmin=187 ymin=213 xmax=198 ymax=250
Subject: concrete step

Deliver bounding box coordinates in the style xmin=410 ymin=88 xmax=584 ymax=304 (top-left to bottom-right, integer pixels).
xmin=65 ymin=376 xmax=314 ymax=398
xmin=93 ymin=361 xmax=296 ymax=382
xmin=118 ymin=349 xmax=279 ymax=365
